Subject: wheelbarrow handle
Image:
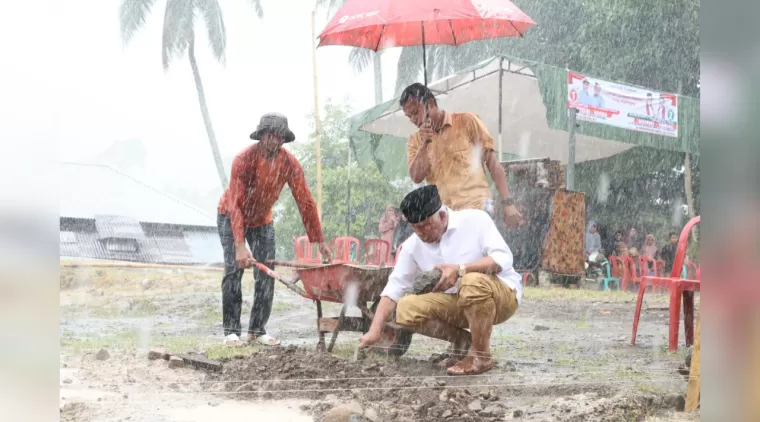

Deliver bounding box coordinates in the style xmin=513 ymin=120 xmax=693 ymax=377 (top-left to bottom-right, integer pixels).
xmin=248 ymin=258 xmax=307 ymax=297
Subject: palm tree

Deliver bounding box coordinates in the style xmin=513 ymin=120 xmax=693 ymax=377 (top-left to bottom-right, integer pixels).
xmin=119 ymin=0 xmax=264 ymax=189
xmin=315 ymin=0 xmax=384 ymax=104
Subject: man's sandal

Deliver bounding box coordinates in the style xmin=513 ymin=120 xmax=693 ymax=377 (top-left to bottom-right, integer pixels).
xmin=429 ymin=353 xmax=448 ymax=364
xmin=223 ymin=334 xmax=243 ymax=347
xmin=447 ymin=358 xmax=495 ymax=376
xmin=436 ymin=337 xmax=472 ymax=369
xmin=247 ymin=334 xmax=281 ymax=346
xmin=437 ymin=356 xmax=463 ymax=369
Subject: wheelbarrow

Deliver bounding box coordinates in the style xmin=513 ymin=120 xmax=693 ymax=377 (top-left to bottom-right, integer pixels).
xmin=253 ymin=259 xmax=413 ymax=356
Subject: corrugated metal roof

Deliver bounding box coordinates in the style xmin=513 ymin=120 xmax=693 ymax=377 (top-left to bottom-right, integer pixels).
xmin=59 ymin=162 xmax=217 ymax=227
xmin=60 ymin=217 xmax=223 ymax=265
xmin=94 ymin=215 xmax=147 ymax=240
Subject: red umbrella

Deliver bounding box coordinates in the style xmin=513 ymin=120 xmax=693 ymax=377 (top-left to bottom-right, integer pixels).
xmin=318 ymin=0 xmax=536 ymax=85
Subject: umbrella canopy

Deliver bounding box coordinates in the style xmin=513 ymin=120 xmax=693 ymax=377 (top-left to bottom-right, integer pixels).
xmin=317 ymin=0 xmax=536 ymax=51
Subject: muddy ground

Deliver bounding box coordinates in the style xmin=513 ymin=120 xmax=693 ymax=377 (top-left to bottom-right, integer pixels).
xmin=60 ymin=263 xmax=699 ymax=421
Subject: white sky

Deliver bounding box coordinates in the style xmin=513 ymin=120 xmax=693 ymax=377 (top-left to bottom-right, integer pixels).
xmin=1 ymin=0 xmax=401 ymax=194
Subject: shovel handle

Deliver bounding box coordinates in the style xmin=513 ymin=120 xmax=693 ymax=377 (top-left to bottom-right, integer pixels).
xmin=247 ymin=258 xmax=307 ymax=297
xmin=248 ymin=258 xmax=280 ymax=280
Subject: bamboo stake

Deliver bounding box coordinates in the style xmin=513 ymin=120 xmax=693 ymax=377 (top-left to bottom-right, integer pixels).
xmin=311 ymin=10 xmax=323 ymax=220
xmin=685 ymin=310 xmax=701 ymax=411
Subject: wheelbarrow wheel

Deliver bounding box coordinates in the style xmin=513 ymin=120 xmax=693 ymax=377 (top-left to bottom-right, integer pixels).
xmin=363 ymin=300 xmax=413 ymax=357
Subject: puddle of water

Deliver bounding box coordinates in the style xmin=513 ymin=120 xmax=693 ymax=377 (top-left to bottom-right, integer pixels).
xmin=60 ymin=367 xmax=79 ymax=379
xmin=164 ymin=400 xmax=312 ymax=421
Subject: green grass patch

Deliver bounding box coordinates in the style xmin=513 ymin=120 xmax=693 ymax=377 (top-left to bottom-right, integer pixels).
xmin=197 ymin=305 xmax=221 ymax=326
xmin=60 ymin=327 xmax=204 ymax=354
xmin=205 ymin=344 xmax=260 ymax=360
xmin=637 ymin=382 xmax=667 ymax=394
xmin=576 ymin=317 xmax=591 ymax=330
xmin=85 ymin=297 xmax=159 ymax=318
xmin=272 ymin=301 xmax=297 ymax=313
xmin=61 ymin=326 xmax=263 ymax=361
xmin=523 ymin=286 xmax=668 ymax=303
xmin=60 ymin=329 xmax=141 ymax=354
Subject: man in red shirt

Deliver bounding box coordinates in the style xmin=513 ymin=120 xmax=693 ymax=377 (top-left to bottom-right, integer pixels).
xmin=217 ymin=113 xmax=331 ymax=346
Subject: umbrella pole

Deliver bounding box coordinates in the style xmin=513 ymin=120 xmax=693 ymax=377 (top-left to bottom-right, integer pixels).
xmin=421 ymin=21 xmax=430 ymax=121
xmin=498 ymin=57 xmax=504 ymax=161
xmin=567 ymin=107 xmax=578 ymax=190
xmin=421 ymin=21 xmax=427 ymax=86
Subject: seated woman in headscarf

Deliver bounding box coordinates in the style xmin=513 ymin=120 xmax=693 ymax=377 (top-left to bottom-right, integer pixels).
xmin=585 ymin=221 xmax=603 ymax=255
xmin=641 ymin=234 xmax=658 ymax=275
xmin=641 ymin=234 xmax=658 ymax=259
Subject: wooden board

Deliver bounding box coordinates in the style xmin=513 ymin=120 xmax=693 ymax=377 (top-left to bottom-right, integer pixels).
xmin=318 ymin=317 xmax=365 ymax=333
xmin=685 ymin=310 xmax=700 ymax=411
xmin=172 ymin=353 xmax=222 ymax=372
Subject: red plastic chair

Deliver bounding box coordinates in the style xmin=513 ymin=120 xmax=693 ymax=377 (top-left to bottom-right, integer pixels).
xmin=639 ymin=256 xmax=666 ymax=293
xmin=294 ymin=236 xmax=320 ymax=263
xmin=624 ymin=255 xmax=643 ymax=291
xmin=522 ymin=272 xmax=533 ymax=286
xmin=609 ymin=256 xmax=629 ymax=290
xmin=686 ymin=261 xmax=698 ymax=280
xmin=631 ymin=216 xmax=701 ymax=352
xmin=330 ymin=237 xmax=360 ymax=264
xmin=612 ymin=256 xmax=636 ymax=291
xmin=609 ymin=255 xmax=622 ymax=277
xmin=393 ymin=244 xmax=404 ymax=266
xmin=364 ymin=239 xmax=390 ymax=266
xmin=654 ymin=260 xmax=666 ymax=277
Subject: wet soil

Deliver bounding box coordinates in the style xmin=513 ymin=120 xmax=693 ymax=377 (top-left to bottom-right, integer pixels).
xmin=205 ymin=346 xmax=689 ymax=422
xmin=60 ymin=265 xmax=699 ymax=422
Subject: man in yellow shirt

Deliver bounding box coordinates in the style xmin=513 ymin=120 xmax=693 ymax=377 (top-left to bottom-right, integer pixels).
xmin=401 ymin=83 xmax=522 ymax=227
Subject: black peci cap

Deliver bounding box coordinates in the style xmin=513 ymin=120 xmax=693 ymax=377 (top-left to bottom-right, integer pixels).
xmin=399 ymin=185 xmax=442 ymax=224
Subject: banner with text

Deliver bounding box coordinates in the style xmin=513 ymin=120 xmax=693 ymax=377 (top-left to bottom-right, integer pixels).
xmin=567 ymin=72 xmax=678 ymax=138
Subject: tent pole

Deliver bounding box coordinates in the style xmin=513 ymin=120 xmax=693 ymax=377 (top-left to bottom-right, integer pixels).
xmin=373 ymin=51 xmax=383 ymax=105
xmin=346 ymin=138 xmax=352 ymax=236
xmin=567 ymin=107 xmax=578 ymax=190
xmin=498 ymin=57 xmax=504 ymax=161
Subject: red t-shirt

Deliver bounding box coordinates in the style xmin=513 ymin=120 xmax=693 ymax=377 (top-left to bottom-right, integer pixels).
xmin=217 ymin=144 xmax=323 ymax=244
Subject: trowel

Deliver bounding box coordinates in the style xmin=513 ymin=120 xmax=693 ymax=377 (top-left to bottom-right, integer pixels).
xmin=352 ymin=344 xmax=367 ymax=362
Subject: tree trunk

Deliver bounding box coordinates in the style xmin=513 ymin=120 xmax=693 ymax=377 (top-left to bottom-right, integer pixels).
xmin=188 ymin=34 xmax=229 ymax=189
xmin=684 ymin=152 xmax=698 ymax=241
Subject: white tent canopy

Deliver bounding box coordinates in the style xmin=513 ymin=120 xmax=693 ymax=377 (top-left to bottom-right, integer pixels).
xmin=358 ymin=56 xmax=633 ymax=164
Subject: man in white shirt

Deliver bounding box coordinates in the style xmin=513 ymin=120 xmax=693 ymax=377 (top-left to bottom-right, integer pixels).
xmin=359 ymin=185 xmax=522 ymax=376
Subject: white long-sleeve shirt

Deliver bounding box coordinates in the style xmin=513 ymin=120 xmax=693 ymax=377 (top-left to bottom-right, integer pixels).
xmin=381 ymin=208 xmax=522 ymax=305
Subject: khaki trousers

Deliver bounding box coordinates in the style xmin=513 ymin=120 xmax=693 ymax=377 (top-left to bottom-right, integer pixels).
xmin=396 ymin=273 xmax=518 ymax=329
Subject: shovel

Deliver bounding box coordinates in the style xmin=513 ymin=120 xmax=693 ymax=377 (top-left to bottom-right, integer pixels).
xmin=246 ymin=258 xmax=306 ymax=297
